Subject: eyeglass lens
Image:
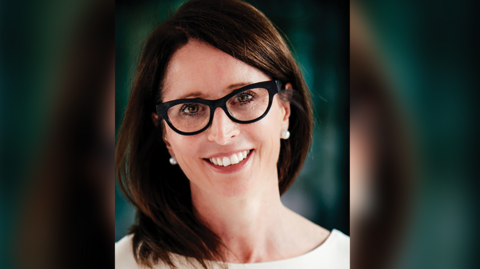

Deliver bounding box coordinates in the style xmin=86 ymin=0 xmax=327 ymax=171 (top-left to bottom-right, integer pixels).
xmin=166 ymin=87 xmax=270 ymax=133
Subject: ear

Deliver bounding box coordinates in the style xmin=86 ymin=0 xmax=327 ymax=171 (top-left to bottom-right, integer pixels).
xmin=151 ymin=112 xmax=160 ymax=127
xmin=152 ymin=112 xmax=175 ymax=156
xmin=279 ymin=83 xmax=292 ymax=129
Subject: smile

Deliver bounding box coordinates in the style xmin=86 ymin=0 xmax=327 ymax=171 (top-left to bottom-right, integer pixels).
xmin=207 ymin=150 xmax=252 ymax=167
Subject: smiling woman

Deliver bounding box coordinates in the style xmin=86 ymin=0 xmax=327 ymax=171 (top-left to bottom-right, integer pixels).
xmin=115 ymin=0 xmax=349 ymax=268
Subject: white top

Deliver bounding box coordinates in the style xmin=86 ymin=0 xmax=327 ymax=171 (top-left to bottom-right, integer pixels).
xmin=115 ymin=229 xmax=349 ymax=269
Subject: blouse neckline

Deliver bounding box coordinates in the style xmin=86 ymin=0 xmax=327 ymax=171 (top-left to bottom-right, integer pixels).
xmin=212 ymin=229 xmax=341 ymax=267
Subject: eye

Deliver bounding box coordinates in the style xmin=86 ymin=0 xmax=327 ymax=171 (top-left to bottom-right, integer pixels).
xmin=236 ymin=93 xmax=253 ymax=103
xmin=182 ymin=104 xmax=199 ymax=114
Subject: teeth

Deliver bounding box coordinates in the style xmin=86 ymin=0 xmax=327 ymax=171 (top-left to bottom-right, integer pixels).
xmin=222 ymin=157 xmax=230 ymax=166
xmin=231 ymin=154 xmax=239 ymax=164
xmin=208 ymin=150 xmax=251 ymax=167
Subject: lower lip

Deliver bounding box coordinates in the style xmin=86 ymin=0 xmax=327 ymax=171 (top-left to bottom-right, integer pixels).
xmin=204 ymin=150 xmax=254 ymax=174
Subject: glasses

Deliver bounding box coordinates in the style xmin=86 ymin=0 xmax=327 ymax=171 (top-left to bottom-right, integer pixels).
xmin=156 ymin=80 xmax=282 ymax=135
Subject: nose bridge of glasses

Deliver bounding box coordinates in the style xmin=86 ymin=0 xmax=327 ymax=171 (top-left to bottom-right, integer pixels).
xmin=208 ymin=104 xmax=238 ymax=138
xmin=211 ymin=95 xmax=233 ymax=117
xmin=211 ymin=105 xmax=233 ymax=125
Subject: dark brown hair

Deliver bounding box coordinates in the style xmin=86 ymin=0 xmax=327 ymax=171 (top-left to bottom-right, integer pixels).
xmin=116 ymin=0 xmax=314 ymax=268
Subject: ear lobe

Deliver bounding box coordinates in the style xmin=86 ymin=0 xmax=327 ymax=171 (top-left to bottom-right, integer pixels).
xmin=164 ymin=137 xmax=175 ymax=158
xmin=282 ymin=100 xmax=291 ymax=122
xmin=160 ymin=124 xmax=174 ymax=155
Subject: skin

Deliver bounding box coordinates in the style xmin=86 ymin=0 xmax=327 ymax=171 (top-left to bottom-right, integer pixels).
xmin=152 ymin=40 xmax=329 ymax=263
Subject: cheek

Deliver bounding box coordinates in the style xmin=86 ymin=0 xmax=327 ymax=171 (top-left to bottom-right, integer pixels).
xmin=166 ymin=128 xmax=201 ymax=162
xmin=246 ymin=104 xmax=283 ymax=165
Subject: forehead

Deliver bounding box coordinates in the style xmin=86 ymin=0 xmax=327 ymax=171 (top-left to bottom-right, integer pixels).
xmin=162 ymin=40 xmax=270 ymax=102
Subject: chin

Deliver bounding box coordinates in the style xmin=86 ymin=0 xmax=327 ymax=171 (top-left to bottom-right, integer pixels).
xmin=210 ymin=175 xmax=258 ymax=198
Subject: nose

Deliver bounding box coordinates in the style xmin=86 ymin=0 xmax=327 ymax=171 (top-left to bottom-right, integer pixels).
xmin=207 ymin=107 xmax=240 ymax=145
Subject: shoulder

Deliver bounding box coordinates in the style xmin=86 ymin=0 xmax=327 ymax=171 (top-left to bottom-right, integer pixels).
xmin=115 ymin=234 xmax=141 ymax=269
xmin=287 ymin=229 xmax=348 ymax=269
xmin=115 ymin=234 xmax=197 ymax=269
xmin=284 ymin=208 xmax=349 ymax=267
xmin=318 ymin=229 xmax=350 ymax=268
xmin=328 ymin=229 xmax=350 ymax=253
xmin=228 ymin=229 xmax=349 ymax=269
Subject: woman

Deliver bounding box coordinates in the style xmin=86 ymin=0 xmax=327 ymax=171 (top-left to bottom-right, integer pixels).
xmin=115 ymin=0 xmax=349 ymax=268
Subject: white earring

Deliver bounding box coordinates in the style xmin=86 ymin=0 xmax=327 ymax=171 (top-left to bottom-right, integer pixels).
xmin=281 ymin=129 xmax=290 ymax=139
xmin=169 ymin=156 xmax=177 ymax=165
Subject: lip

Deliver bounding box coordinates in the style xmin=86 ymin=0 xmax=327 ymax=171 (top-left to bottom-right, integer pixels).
xmin=203 ymin=149 xmax=254 ymax=174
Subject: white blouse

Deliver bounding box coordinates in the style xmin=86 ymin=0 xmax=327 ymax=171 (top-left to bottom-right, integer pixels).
xmin=115 ymin=229 xmax=349 ymax=269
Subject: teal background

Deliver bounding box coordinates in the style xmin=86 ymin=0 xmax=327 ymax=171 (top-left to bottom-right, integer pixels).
xmin=115 ymin=0 xmax=349 ymax=241
xmin=355 ymin=0 xmax=479 ymax=268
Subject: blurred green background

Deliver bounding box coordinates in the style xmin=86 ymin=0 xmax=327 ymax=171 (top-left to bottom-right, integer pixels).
xmin=355 ymin=0 xmax=479 ymax=268
xmin=115 ymin=0 xmax=349 ymax=241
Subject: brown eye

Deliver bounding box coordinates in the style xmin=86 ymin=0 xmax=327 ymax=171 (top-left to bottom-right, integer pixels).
xmin=236 ymin=93 xmax=252 ymax=103
xmin=185 ymin=105 xmax=199 ymax=113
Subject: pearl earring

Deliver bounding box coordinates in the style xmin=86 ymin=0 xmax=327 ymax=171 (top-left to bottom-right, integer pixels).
xmin=281 ymin=129 xmax=290 ymax=139
xmin=169 ymin=156 xmax=177 ymax=165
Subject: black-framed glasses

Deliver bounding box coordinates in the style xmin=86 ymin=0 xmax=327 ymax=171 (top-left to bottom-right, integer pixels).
xmin=156 ymin=80 xmax=282 ymax=135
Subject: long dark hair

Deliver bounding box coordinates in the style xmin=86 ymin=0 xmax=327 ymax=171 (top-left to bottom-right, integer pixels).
xmin=116 ymin=0 xmax=314 ymax=268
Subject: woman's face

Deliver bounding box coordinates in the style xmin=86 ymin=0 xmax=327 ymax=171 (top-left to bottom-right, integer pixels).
xmin=155 ymin=40 xmax=290 ymax=198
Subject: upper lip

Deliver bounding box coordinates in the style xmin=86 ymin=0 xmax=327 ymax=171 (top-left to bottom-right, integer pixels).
xmin=203 ymin=149 xmax=253 ymax=159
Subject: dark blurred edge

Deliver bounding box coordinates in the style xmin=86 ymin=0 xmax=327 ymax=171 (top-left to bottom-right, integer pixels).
xmin=352 ymin=0 xmax=480 ymax=268
xmin=1 ymin=0 xmax=114 ymax=269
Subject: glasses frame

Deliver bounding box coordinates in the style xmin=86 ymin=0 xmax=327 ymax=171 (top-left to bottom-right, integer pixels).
xmin=156 ymin=80 xmax=282 ymax=136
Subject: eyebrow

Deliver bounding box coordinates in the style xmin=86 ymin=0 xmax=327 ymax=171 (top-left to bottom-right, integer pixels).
xmin=177 ymin=82 xmax=252 ymax=100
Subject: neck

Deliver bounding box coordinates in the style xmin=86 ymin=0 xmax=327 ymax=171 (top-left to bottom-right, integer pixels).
xmin=190 ymin=172 xmax=289 ymax=263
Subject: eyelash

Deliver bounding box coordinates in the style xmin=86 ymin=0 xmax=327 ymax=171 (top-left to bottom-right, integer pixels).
xmin=236 ymin=91 xmax=256 ymax=105
xmin=176 ymin=90 xmax=257 ymax=117
xmin=179 ymin=104 xmax=201 ymax=117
